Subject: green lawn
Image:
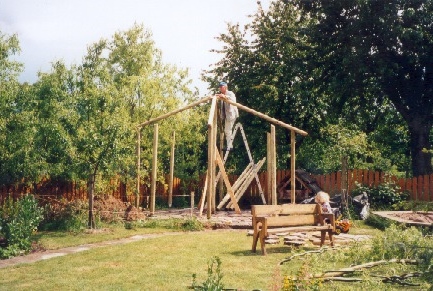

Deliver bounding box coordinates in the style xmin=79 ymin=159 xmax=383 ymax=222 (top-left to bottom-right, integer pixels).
xmin=0 ymin=221 xmax=430 ymax=290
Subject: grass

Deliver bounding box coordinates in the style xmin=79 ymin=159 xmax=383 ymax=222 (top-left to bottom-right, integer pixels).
xmin=0 ymin=220 xmax=431 ymax=290
xmin=33 ymin=224 xmax=180 ymax=250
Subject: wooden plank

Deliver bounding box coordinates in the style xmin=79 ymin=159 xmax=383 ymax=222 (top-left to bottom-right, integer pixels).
xmin=290 ymin=130 xmax=296 ymax=203
xmin=150 ymin=123 xmax=158 ymax=215
xmin=406 ymin=178 xmax=414 ymax=200
xmin=271 ymin=125 xmax=277 ymax=205
xmin=413 ymin=177 xmax=418 ymax=200
xmin=423 ymin=175 xmax=429 ymax=202
xmin=227 ymin=158 xmax=266 ymax=209
xmin=139 ymin=96 xmax=213 ymax=127
xmin=280 ymin=203 xmax=318 ymax=215
xmin=215 ymin=149 xmax=241 ymax=213
xmin=418 ymin=175 xmax=424 ymax=201
xmin=267 ymin=225 xmax=332 ymax=234
xmin=374 ymin=171 xmax=380 ymax=187
xmin=430 ymin=174 xmax=433 ymax=202
xmin=336 ymin=171 xmax=341 ymax=195
xmin=218 ymin=96 xmax=308 ymax=136
xmin=265 ymin=215 xmax=316 ymax=227
xmin=368 ymin=170 xmax=375 ymax=186
xmin=168 ymin=131 xmax=175 ymax=208
xmin=330 ymin=172 xmax=336 ymax=194
xmin=217 ymin=163 xmax=253 ymax=209
xmin=199 ymin=170 xmax=208 ymax=216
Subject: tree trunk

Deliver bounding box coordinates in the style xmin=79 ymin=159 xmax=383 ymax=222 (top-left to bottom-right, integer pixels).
xmin=408 ymin=118 xmax=433 ymax=176
xmin=87 ymin=174 xmax=95 ymax=229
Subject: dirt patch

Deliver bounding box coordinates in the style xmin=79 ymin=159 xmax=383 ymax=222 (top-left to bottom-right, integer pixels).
xmin=388 ymin=212 xmax=433 ymax=224
xmin=373 ymin=211 xmax=433 ymax=226
xmin=94 ymin=195 xmax=147 ymax=222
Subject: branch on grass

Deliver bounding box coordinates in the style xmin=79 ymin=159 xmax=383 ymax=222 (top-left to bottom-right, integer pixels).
xmin=320 ymin=259 xmax=421 ymax=286
xmin=279 ymin=246 xmax=346 ymax=265
xmin=373 ymin=272 xmax=423 ymax=286
xmin=320 ymin=259 xmax=419 ymax=278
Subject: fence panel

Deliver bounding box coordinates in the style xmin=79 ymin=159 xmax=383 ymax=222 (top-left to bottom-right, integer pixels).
xmin=2 ymin=169 xmax=433 ymax=203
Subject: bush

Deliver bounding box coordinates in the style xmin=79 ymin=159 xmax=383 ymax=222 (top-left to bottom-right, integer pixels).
xmin=365 ymin=213 xmax=392 ymax=230
xmin=40 ymin=199 xmax=88 ymax=232
xmin=0 ymin=195 xmax=44 ymax=258
xmin=368 ymin=224 xmax=433 ymax=272
xmin=392 ymin=201 xmax=433 ymax=212
xmin=352 ymin=181 xmax=409 ymax=210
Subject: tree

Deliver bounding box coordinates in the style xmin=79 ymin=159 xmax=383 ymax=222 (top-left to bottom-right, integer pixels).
xmin=204 ymin=2 xmax=323 ymax=170
xmin=297 ymin=0 xmax=433 ymax=176
xmin=73 ymin=24 xmax=204 ymax=226
xmin=0 ymin=31 xmax=34 ymax=185
xmin=205 ymin=1 xmax=431 ymax=176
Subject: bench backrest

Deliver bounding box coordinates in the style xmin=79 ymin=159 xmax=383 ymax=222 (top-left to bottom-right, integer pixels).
xmin=251 ymin=204 xmax=322 ymax=227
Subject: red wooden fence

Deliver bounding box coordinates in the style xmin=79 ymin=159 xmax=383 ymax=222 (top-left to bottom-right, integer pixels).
xmin=1 ymin=170 xmax=432 ymax=203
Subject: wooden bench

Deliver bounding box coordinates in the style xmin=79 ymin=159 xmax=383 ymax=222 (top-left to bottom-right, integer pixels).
xmin=251 ymin=204 xmax=335 ymax=255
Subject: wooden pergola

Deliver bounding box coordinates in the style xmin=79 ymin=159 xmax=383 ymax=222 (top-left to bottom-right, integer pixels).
xmin=137 ymin=95 xmax=308 ymax=218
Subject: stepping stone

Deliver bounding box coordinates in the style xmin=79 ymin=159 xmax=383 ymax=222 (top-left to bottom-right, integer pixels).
xmin=265 ymin=238 xmax=280 ymax=244
xmin=284 ymin=240 xmax=305 ymax=246
xmin=284 ymin=236 xmax=307 ymax=242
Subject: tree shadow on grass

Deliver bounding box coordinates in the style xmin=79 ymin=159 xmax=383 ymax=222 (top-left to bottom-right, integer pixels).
xmin=230 ymin=245 xmax=321 ymax=257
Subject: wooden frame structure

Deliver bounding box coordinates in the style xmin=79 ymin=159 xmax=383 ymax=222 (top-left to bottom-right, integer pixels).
xmin=136 ymin=95 xmax=308 ymax=218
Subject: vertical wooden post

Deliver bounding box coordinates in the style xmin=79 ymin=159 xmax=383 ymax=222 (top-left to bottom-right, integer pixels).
xmin=212 ymin=107 xmax=217 ymax=213
xmin=267 ymin=132 xmax=271 ymax=204
xmin=271 ymin=125 xmax=277 ymax=205
xmin=341 ymin=155 xmax=348 ymax=195
xmin=190 ymin=191 xmax=194 ymax=217
xmin=290 ymin=130 xmax=296 ymax=204
xmin=168 ymin=131 xmax=176 ymax=208
xmin=207 ymin=97 xmax=217 ymax=219
xmin=136 ymin=128 xmax=141 ymax=208
xmin=150 ymin=123 xmax=158 ymax=215
xmin=218 ymin=101 xmax=225 ymax=203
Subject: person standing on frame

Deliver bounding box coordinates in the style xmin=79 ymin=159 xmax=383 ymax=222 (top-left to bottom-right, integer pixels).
xmin=216 ymin=81 xmax=239 ymax=149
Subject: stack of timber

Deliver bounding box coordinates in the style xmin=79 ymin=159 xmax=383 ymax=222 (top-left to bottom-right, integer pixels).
xmin=217 ymin=157 xmax=266 ymax=210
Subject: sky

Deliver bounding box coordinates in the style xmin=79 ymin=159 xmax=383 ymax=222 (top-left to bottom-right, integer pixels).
xmin=1 ymin=0 xmax=271 ymax=95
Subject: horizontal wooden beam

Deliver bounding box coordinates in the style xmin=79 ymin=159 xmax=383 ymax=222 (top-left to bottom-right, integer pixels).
xmin=217 ymin=96 xmax=308 ymax=136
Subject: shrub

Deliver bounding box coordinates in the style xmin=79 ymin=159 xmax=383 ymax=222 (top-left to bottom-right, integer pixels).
xmin=40 ymin=199 xmax=87 ymax=232
xmin=191 ymin=256 xmax=224 ymax=290
xmin=392 ymin=201 xmax=433 ymax=212
xmin=364 ymin=213 xmax=392 ymax=230
xmin=0 ymin=195 xmax=44 ymax=258
xmin=367 ymin=224 xmax=433 ymax=274
xmin=352 ymin=181 xmax=409 ymax=210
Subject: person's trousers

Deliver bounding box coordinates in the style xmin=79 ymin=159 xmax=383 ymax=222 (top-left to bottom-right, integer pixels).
xmin=224 ymin=118 xmax=236 ymax=148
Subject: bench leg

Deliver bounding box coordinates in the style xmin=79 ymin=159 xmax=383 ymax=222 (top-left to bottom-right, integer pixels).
xmin=320 ymin=230 xmax=326 ymax=247
xmin=328 ymin=230 xmax=334 ymax=247
xmin=320 ymin=230 xmax=334 ymax=247
xmin=252 ymin=230 xmax=259 ymax=253
xmin=259 ymin=229 xmax=267 ymax=255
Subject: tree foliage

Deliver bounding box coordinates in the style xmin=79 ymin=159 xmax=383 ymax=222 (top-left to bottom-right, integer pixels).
xmin=296 ymin=0 xmax=433 ymax=175
xmin=0 ymin=26 xmax=207 ymax=226
xmin=205 ymin=0 xmax=432 ymax=175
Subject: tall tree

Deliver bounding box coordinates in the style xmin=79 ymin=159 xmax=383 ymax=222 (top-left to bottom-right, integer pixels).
xmin=204 ymin=2 xmax=321 ymax=170
xmin=0 ymin=31 xmax=33 ymax=184
xmin=297 ymin=0 xmax=433 ymax=176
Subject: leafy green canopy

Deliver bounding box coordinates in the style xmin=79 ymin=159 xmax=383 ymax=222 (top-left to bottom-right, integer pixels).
xmin=0 ymin=25 xmax=207 ymax=194
xmin=204 ymin=1 xmax=431 ymax=175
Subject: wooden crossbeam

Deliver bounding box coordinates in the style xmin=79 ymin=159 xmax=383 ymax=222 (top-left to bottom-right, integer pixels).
xmin=215 ymin=149 xmax=241 ymax=213
xmin=226 ymin=157 xmax=266 ymax=209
